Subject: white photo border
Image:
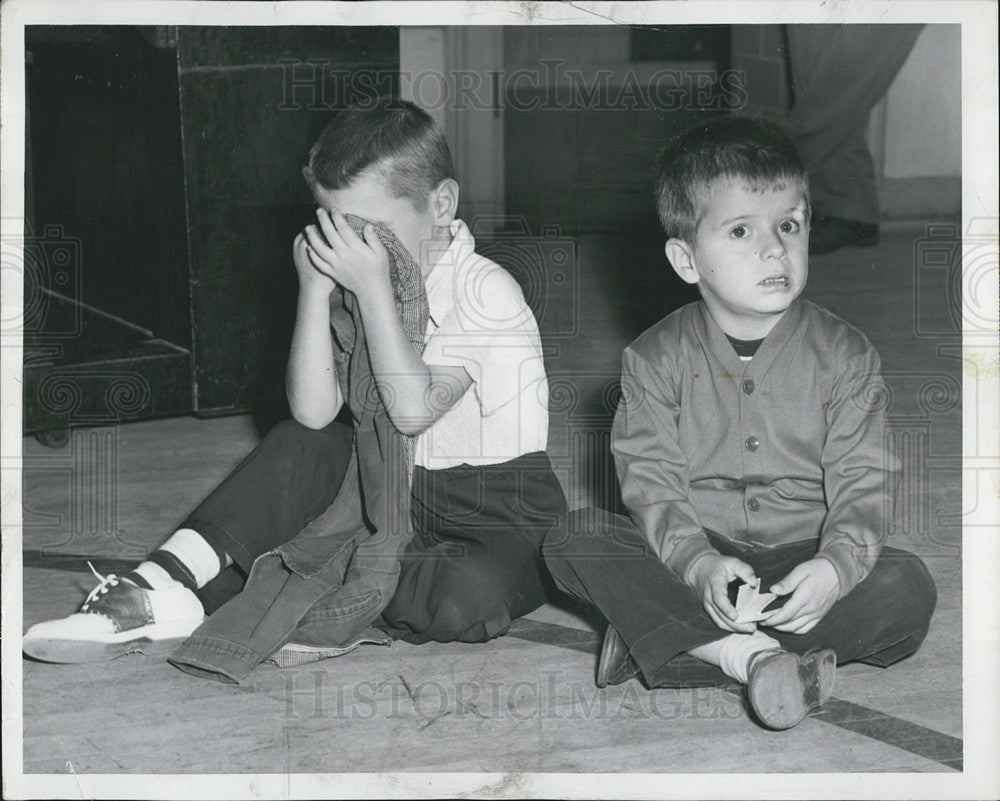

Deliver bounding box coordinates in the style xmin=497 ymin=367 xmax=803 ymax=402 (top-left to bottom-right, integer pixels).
xmin=2 ymin=2 xmax=997 ymax=799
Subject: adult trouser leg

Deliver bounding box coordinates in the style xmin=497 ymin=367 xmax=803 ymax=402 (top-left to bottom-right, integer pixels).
xmin=786 ymin=23 xmax=924 ymax=222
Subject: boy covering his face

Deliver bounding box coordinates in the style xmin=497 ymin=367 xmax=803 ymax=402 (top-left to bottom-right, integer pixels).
xmin=24 ymin=98 xmax=566 ymax=678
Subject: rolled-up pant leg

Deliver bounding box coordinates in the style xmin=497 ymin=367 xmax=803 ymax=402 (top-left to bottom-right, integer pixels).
xmin=184 ymin=419 xmax=354 ymax=613
xmin=379 ymin=453 xmax=567 ymax=644
xmin=543 ymin=507 xmax=724 ymax=685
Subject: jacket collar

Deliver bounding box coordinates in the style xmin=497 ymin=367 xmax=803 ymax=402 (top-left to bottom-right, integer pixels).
xmin=695 ymin=297 xmax=805 ymax=379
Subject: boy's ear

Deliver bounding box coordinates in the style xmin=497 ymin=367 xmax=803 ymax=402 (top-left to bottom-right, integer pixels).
xmin=665 ymin=238 xmax=699 ymax=285
xmin=430 ymin=178 xmax=460 ymax=225
xmin=302 ymin=166 xmax=318 ymax=194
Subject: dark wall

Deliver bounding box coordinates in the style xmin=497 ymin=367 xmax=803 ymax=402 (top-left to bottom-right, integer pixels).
xmin=175 ymin=26 xmax=398 ymax=424
xmin=26 ymin=26 xmax=399 ymax=431
xmin=504 ymin=26 xmax=733 ymax=235
xmin=27 ymin=27 xmax=191 ymax=348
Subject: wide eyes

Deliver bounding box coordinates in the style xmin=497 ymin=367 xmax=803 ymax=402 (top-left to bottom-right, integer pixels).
xmin=727 ymin=219 xmax=802 ymax=239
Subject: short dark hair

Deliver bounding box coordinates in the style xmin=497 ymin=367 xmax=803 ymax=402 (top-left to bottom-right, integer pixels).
xmin=305 ymin=97 xmax=455 ymax=208
xmin=654 ymin=114 xmax=809 ymax=241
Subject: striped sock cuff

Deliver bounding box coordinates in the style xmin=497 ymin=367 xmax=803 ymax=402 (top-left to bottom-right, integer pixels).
xmin=148 ymin=550 xmax=199 ymax=592
xmin=125 ymin=570 xmax=154 ymax=590
xmin=128 ymin=560 xmax=177 ymax=591
xmin=158 ymin=528 xmax=226 ymax=589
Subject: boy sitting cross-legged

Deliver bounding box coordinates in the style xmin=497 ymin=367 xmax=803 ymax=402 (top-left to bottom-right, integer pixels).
xmin=542 ymin=115 xmax=936 ymax=730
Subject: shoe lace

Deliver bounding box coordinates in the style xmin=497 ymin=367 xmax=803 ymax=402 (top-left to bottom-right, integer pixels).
xmin=80 ymin=561 xmax=120 ymax=612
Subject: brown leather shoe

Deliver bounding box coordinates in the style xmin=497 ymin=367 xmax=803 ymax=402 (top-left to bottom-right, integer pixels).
xmin=596 ymin=626 xmax=641 ymax=688
xmin=747 ymin=647 xmax=837 ymax=730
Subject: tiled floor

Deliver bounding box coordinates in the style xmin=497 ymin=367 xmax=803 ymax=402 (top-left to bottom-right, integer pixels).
xmin=16 ymin=226 xmax=963 ymax=780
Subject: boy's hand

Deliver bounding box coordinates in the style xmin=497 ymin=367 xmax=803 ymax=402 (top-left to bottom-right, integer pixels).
xmin=763 ymin=558 xmax=840 ymax=634
xmin=687 ymin=553 xmax=760 ymax=634
xmin=293 ymin=231 xmax=336 ymax=295
xmin=303 ymin=209 xmax=393 ymax=303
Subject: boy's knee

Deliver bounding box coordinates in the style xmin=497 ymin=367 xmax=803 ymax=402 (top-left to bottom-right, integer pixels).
xmin=426 ymin=570 xmax=510 ymax=643
xmin=900 ymin=554 xmax=937 ymax=630
xmin=388 ymin=556 xmax=512 ymax=643
xmin=263 ymin=419 xmax=320 ymax=448
xmin=872 ymin=549 xmax=938 ymax=633
xmin=426 ymin=598 xmax=504 ymax=643
xmin=262 ymin=419 xmax=351 ymax=455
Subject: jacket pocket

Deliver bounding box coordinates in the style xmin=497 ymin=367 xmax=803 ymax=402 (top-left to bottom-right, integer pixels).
xmin=292 ymin=587 xmax=385 ymax=649
xmin=299 ymin=587 xmax=383 ymax=624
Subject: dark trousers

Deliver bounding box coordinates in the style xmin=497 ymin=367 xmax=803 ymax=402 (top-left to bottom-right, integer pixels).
xmin=543 ymin=507 xmax=937 ymax=687
xmin=187 ymin=420 xmax=567 ymax=644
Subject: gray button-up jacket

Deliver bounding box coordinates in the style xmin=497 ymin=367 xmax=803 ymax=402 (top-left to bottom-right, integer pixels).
xmin=612 ymin=298 xmax=899 ymax=597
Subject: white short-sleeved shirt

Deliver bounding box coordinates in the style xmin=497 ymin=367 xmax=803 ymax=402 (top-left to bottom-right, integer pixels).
xmin=414 ymin=220 xmax=549 ymax=469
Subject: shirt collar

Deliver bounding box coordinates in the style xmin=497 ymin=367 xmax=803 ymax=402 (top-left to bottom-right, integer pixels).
xmin=424 ymin=219 xmax=475 ymax=327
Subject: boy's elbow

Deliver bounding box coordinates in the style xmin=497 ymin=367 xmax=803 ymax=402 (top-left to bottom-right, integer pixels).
xmin=388 ymin=402 xmax=440 ymax=436
xmin=384 ymin=371 xmax=468 ymax=437
xmin=291 ymin=410 xmax=336 ymax=430
xmin=289 ymin=400 xmax=340 ymax=430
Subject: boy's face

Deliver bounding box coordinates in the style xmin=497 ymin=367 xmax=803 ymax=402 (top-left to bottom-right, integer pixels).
xmin=671 ymin=179 xmax=809 ymax=339
xmin=309 ymin=168 xmax=453 ymax=278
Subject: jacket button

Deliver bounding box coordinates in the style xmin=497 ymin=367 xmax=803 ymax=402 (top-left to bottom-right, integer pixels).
xmin=747 ymin=497 xmax=760 ymax=512
xmin=745 ymin=436 xmax=760 ymax=452
xmin=743 ymin=379 xmax=755 ymax=395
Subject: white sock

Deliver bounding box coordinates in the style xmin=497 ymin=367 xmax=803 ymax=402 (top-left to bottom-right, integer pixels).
xmin=157 ymin=528 xmax=227 ymax=589
xmin=688 ymin=631 xmax=781 ymax=684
